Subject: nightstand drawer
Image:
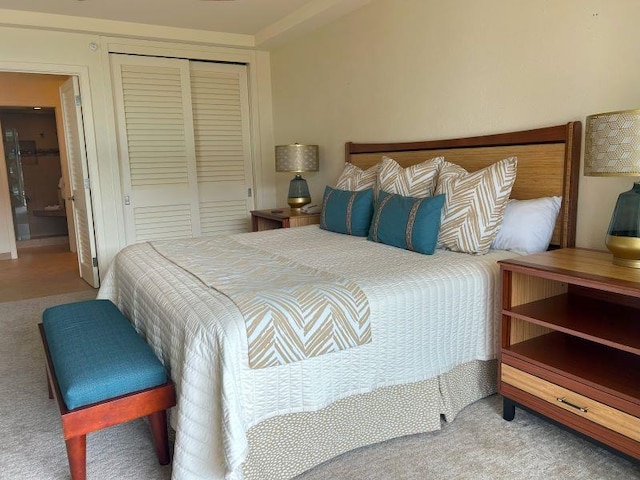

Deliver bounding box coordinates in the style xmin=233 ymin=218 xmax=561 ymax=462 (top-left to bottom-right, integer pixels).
xmin=502 ymin=364 xmax=640 ymax=441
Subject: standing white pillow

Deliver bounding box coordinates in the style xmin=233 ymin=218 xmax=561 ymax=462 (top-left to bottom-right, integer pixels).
xmin=491 ymin=196 xmax=562 ymax=254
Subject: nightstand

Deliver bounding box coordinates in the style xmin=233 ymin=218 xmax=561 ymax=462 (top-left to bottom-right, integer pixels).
xmin=499 ymin=248 xmax=640 ymax=460
xmin=251 ymin=208 xmax=321 ymax=232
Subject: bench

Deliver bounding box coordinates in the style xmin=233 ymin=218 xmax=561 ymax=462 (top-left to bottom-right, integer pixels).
xmin=40 ymin=299 xmax=176 ymax=480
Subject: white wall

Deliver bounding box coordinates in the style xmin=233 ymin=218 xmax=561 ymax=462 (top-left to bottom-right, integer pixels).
xmin=0 ymin=24 xmax=275 ymax=275
xmin=270 ymin=0 xmax=640 ymax=249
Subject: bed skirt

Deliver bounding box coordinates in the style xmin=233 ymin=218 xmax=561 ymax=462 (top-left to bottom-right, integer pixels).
xmin=242 ymin=359 xmax=497 ymax=479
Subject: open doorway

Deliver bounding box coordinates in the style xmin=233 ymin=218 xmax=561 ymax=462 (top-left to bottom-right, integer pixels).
xmin=1 ymin=107 xmax=73 ymax=249
xmin=0 ymin=72 xmax=98 ymax=293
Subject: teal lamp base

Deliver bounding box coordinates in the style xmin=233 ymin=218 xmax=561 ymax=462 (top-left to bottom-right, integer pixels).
xmin=605 ymin=182 xmax=640 ymax=268
xmin=287 ymin=174 xmax=311 ymax=210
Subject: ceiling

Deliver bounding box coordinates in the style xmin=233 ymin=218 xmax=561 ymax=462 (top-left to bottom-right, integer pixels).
xmin=0 ymin=0 xmax=372 ymax=46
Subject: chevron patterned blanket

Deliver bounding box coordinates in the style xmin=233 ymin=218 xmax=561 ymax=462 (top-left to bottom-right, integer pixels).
xmin=152 ymin=237 xmax=371 ymax=368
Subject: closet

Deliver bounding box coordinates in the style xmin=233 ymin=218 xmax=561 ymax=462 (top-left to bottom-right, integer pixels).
xmin=110 ymin=54 xmax=254 ymax=244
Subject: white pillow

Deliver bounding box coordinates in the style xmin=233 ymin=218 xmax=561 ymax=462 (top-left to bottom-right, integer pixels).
xmin=491 ymin=196 xmax=562 ymax=254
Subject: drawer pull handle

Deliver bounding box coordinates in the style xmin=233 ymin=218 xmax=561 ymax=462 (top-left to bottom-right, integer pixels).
xmin=557 ymin=397 xmax=588 ymax=413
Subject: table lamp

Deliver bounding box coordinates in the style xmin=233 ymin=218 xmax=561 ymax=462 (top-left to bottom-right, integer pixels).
xmin=584 ymin=108 xmax=640 ymax=267
xmin=275 ymin=143 xmax=319 ymax=209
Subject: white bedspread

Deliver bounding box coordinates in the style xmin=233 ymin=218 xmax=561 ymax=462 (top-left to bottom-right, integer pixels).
xmin=151 ymin=237 xmax=371 ymax=369
xmin=98 ymin=226 xmax=516 ymax=480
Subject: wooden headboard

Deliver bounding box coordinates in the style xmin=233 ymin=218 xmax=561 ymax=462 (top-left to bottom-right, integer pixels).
xmin=345 ymin=122 xmax=581 ymax=248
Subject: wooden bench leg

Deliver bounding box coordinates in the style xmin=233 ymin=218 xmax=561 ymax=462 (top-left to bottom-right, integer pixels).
xmin=148 ymin=410 xmax=171 ymax=465
xmin=46 ymin=368 xmax=53 ymax=400
xmin=65 ymin=435 xmax=87 ymax=480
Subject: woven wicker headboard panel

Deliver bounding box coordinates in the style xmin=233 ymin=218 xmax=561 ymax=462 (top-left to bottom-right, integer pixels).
xmin=345 ymin=122 xmax=581 ymax=248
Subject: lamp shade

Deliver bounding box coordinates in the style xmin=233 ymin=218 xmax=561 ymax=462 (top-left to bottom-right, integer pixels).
xmin=584 ymin=109 xmax=640 ymax=176
xmin=275 ymin=144 xmax=319 ymax=173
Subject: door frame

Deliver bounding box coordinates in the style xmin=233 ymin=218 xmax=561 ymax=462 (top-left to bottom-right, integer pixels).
xmin=0 ymin=63 xmax=100 ymax=283
xmin=0 ymin=118 xmax=17 ymax=259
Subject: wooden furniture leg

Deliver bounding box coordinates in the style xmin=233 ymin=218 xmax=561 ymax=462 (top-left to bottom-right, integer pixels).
xmin=503 ymin=397 xmax=516 ymax=421
xmin=148 ymin=410 xmax=171 ymax=465
xmin=46 ymin=368 xmax=53 ymax=400
xmin=65 ymin=435 xmax=87 ymax=480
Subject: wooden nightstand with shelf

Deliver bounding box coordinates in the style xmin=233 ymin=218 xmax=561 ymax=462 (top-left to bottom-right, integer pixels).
xmin=499 ymin=248 xmax=640 ymax=460
xmin=251 ymin=208 xmax=321 ymax=232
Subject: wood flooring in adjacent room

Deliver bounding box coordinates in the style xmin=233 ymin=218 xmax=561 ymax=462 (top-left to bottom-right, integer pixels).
xmin=0 ymin=243 xmax=96 ymax=303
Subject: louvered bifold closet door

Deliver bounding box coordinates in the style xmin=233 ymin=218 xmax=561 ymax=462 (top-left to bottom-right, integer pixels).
xmin=190 ymin=62 xmax=253 ymax=235
xmin=110 ymin=54 xmax=200 ymax=243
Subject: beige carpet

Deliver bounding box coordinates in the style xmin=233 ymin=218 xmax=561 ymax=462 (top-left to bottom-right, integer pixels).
xmin=1 ymin=291 xmax=638 ymax=479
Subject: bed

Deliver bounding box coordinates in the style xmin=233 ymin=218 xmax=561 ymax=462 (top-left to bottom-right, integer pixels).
xmin=97 ymin=121 xmax=581 ymax=480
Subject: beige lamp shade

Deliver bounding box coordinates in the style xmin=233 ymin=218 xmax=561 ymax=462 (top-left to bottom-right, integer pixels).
xmin=584 ymin=109 xmax=640 ymax=176
xmin=275 ymin=144 xmax=319 ymax=173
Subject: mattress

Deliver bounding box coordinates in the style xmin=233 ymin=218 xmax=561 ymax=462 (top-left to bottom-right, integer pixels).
xmin=98 ymin=225 xmax=517 ymax=480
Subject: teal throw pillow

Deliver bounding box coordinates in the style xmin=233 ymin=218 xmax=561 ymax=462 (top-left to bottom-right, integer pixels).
xmin=320 ymin=186 xmax=374 ymax=236
xmin=368 ymin=191 xmax=445 ymax=254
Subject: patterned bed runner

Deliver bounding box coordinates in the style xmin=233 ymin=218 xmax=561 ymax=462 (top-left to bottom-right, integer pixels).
xmin=152 ymin=237 xmax=371 ymax=368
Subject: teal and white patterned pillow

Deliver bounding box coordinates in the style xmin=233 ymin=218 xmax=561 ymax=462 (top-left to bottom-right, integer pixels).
xmin=377 ymin=156 xmax=444 ymax=198
xmin=435 ymin=157 xmax=518 ymax=255
xmin=368 ymin=191 xmax=445 ymax=255
xmin=335 ymin=163 xmax=379 ymax=191
xmin=320 ymin=186 xmax=374 ymax=236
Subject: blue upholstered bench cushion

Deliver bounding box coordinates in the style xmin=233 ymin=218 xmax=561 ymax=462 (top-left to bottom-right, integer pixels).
xmin=42 ymin=299 xmax=167 ymax=410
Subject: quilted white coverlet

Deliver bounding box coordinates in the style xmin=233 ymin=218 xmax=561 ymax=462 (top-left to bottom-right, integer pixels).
xmin=98 ymin=226 xmax=517 ymax=480
xmin=152 ymin=237 xmax=371 ymax=369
